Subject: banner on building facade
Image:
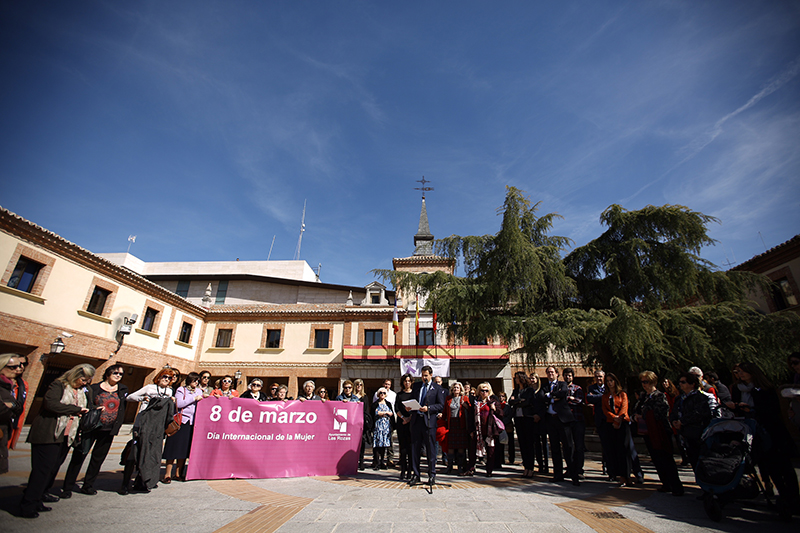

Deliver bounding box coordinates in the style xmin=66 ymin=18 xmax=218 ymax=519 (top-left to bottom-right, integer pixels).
xmin=400 ymin=358 xmax=450 ymax=377
xmin=187 ymin=398 xmax=363 ymax=480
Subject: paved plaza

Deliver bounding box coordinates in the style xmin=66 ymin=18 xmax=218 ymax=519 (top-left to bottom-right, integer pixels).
xmin=1 ymin=426 xmax=796 ymax=533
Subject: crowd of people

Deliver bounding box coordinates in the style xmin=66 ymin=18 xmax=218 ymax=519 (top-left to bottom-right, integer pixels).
xmin=2 ymin=352 xmax=799 ymax=520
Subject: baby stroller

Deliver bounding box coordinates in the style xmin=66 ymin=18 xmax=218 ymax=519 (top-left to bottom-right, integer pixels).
xmin=694 ymin=418 xmax=769 ymax=522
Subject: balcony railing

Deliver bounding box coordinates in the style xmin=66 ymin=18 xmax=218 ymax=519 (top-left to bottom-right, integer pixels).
xmin=343 ymin=344 xmax=509 ymax=360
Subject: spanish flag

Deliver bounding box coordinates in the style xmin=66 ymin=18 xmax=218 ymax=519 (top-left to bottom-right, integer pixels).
xmin=392 ymin=298 xmax=399 ymax=334
xmin=415 ymin=292 xmax=420 ymax=338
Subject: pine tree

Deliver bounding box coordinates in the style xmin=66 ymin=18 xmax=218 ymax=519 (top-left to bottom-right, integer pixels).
xmin=376 ymin=188 xmax=800 ymax=380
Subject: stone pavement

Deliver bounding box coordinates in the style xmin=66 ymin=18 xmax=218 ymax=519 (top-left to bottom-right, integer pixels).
xmin=1 ymin=427 xmax=796 ymax=533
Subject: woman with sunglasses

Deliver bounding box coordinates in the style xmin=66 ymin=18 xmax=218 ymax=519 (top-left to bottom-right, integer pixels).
xmin=212 ymin=375 xmax=240 ymax=398
xmin=472 ymin=383 xmax=502 ymax=477
xmin=241 ymin=378 xmax=268 ymax=401
xmin=162 ymin=372 xmax=204 ymax=483
xmin=634 ymin=371 xmax=683 ymax=496
xmin=316 ymin=386 xmax=329 ymax=402
xmin=124 ymin=369 xmax=176 ymax=494
xmin=372 ymin=387 xmax=394 ymax=469
xmin=61 ymin=364 xmax=129 ymax=497
xmin=336 ymin=380 xmax=358 ymax=401
xmin=198 ymin=371 xmax=213 ymax=397
xmin=20 ymin=364 xmax=95 ymax=518
xmin=1 ymin=353 xmax=25 ymax=474
xmin=4 ymin=354 xmax=28 ymax=450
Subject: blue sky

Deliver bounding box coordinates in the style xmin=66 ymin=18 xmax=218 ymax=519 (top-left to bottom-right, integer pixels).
xmin=1 ymin=1 xmax=798 ymax=288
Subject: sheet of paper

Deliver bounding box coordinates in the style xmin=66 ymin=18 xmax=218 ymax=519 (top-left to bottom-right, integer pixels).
xmin=402 ymin=399 xmax=422 ymax=411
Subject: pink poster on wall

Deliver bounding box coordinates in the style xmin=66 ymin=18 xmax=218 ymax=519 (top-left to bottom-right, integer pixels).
xmin=186 ymin=398 xmax=363 ymax=480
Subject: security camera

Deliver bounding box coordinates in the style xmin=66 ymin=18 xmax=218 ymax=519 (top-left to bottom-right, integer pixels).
xmin=61 ymin=332 xmax=74 ymax=338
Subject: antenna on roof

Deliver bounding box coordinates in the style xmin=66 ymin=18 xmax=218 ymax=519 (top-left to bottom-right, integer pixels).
xmin=267 ymin=235 xmax=276 ymax=261
xmin=293 ymin=200 xmax=306 ymax=260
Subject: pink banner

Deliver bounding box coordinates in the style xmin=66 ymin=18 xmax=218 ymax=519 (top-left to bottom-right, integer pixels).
xmin=186 ymin=398 xmax=363 ymax=480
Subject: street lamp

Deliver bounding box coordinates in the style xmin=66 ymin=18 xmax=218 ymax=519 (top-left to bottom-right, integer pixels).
xmin=234 ymin=369 xmax=242 ymax=389
xmin=50 ymin=337 xmax=66 ymax=354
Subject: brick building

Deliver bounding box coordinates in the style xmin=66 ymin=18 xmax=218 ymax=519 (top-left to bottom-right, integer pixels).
xmin=1 ymin=198 xmax=589 ymax=424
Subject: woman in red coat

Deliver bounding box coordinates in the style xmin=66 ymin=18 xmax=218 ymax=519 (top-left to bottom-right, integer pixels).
xmin=443 ymin=381 xmax=472 ymax=475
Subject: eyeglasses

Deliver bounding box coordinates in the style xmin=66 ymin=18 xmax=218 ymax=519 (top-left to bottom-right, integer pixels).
xmin=160 ymin=376 xmax=171 ymax=380
xmin=479 ymin=389 xmax=490 ymax=393
xmin=343 ymin=386 xmax=352 ymax=389
xmin=222 ymin=379 xmax=232 ymax=384
xmin=201 ymin=376 xmax=210 ymax=380
xmin=319 ymin=390 xmax=327 ymax=394
xmin=379 ymin=392 xmax=386 ymax=395
xmin=111 ymin=372 xmax=124 ymax=376
xmin=251 ymin=384 xmax=262 ymax=388
xmin=5 ymin=364 xmax=23 ymax=370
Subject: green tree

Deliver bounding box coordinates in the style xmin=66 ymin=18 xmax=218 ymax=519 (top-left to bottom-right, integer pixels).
xmin=375 ymin=186 xmax=575 ymax=345
xmin=377 ymin=188 xmax=800 ymax=380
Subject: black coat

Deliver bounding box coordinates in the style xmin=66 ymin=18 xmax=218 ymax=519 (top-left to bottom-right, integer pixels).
xmin=586 ymin=383 xmax=608 ymax=426
xmin=508 ymin=386 xmax=536 ymax=418
xmin=544 ymin=380 xmax=575 ymax=424
xmin=27 ymin=381 xmax=93 ymax=445
xmin=409 ymin=381 xmax=446 ymax=429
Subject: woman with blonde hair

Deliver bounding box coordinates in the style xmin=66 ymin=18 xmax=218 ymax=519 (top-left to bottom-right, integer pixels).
xmin=473 ymin=382 xmax=502 ymax=477
xmin=20 ymin=363 xmax=95 ymax=518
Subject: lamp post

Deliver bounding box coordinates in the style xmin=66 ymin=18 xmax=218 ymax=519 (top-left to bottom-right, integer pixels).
xmin=50 ymin=337 xmax=66 ymax=354
xmin=234 ymin=369 xmax=242 ymax=390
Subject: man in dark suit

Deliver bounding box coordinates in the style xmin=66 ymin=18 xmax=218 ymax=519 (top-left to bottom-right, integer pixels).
xmin=586 ymin=369 xmax=610 ymax=479
xmin=544 ymin=366 xmax=579 ymax=486
xmin=408 ymin=365 xmax=446 ymax=486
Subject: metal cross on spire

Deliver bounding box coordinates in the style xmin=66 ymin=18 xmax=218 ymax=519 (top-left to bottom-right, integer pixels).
xmin=415 ymin=176 xmax=433 ymax=199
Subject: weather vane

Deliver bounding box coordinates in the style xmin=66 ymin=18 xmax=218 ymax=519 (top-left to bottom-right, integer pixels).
xmin=415 ymin=176 xmax=433 ymax=199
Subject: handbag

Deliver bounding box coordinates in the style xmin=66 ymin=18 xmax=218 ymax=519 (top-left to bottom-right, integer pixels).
xmin=498 ymin=429 xmax=509 ymax=445
xmin=165 ymin=410 xmax=182 ymax=437
xmin=79 ymin=407 xmax=103 ymax=433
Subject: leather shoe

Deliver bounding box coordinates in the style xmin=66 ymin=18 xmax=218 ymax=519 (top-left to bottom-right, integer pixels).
xmin=408 ymin=475 xmax=421 ymax=487
xmin=80 ymin=486 xmax=98 ymax=495
xmin=118 ymin=485 xmax=130 ymax=496
xmin=37 ymin=504 xmax=52 ymax=512
xmin=427 ymin=476 xmax=436 ymax=486
xmin=21 ymin=510 xmax=39 ymax=519
xmin=60 ymin=490 xmax=72 ymax=499
xmin=41 ymin=493 xmax=59 ymax=503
